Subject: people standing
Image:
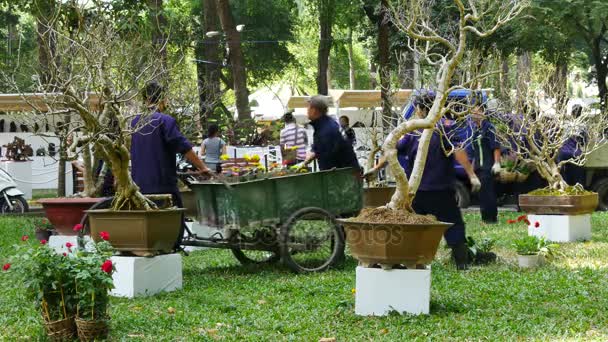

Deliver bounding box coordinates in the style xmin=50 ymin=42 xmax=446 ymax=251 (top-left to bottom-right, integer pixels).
xmin=302 ymin=96 xmax=360 ymax=171
xmin=130 ymin=81 xmax=210 ymax=248
xmin=468 ymin=104 xmax=501 ymax=224
xmin=365 ymin=94 xmax=487 ymax=270
xmin=200 ymin=124 xmax=227 ymax=173
xmin=339 ymin=115 xmax=357 ymax=146
xmin=279 ymin=111 xmax=308 ymax=166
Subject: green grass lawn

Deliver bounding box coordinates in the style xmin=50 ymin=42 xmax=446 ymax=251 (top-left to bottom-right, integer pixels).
xmin=1 ymin=213 xmax=608 ymax=341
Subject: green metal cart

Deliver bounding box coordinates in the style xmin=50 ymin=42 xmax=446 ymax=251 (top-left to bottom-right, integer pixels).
xmin=182 ymin=168 xmax=363 ymax=273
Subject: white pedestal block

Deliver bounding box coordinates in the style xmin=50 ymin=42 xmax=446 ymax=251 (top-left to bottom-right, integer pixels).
xmin=0 ymin=160 xmax=32 ymax=199
xmin=355 ymin=266 xmax=431 ymax=316
xmin=49 ymin=235 xmax=92 ymax=254
xmin=110 ymin=254 xmax=182 ymax=298
xmin=527 ymin=214 xmax=591 ymax=242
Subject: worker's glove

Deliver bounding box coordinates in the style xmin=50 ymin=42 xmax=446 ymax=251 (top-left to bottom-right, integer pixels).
xmin=491 ymin=162 xmax=502 ymax=175
xmin=363 ymin=169 xmax=379 ymax=182
xmin=470 ymin=175 xmax=481 ymax=193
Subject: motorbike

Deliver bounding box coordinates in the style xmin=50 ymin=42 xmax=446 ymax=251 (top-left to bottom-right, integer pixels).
xmin=0 ymin=167 xmax=29 ymax=213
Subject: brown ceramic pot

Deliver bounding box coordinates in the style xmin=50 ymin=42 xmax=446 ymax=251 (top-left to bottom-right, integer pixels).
xmin=38 ymin=198 xmax=103 ymax=236
xmin=338 ymin=219 xmax=451 ymax=268
xmin=518 ymin=193 xmax=598 ymax=215
xmin=86 ymin=208 xmax=185 ymax=254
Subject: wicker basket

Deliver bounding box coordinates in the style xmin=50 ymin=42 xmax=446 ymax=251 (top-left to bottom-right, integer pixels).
xmin=44 ymin=316 xmax=76 ymax=341
xmin=76 ymin=317 xmax=109 ymax=341
xmin=497 ymin=170 xmax=518 ymax=183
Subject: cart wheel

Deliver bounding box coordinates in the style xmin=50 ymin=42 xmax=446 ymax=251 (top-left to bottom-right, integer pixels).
xmin=280 ymin=207 xmax=345 ymax=273
xmin=231 ymin=248 xmax=280 ymax=265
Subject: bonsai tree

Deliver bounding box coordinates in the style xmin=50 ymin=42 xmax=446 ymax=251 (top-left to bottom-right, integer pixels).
xmin=383 ymin=0 xmax=527 ymax=211
xmin=23 ymin=3 xmax=181 ymax=210
xmin=492 ymin=79 xmax=608 ymax=193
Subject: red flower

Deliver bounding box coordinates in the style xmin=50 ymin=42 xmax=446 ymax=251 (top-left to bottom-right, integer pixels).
xmin=534 ymin=221 xmax=540 ymax=228
xmin=65 ymin=242 xmax=73 ymax=249
xmin=40 ymin=239 xmax=47 ymax=245
xmin=63 ymin=252 xmax=67 ymax=257
xmin=2 ymin=263 xmax=10 ymax=271
xmin=507 ymin=219 xmax=516 ymax=224
xmin=42 ymin=218 xmax=48 ymax=225
xmin=524 ymin=219 xmax=531 ymax=225
xmin=100 ymin=260 xmax=113 ymax=274
xmin=517 ymin=215 xmax=527 ymax=222
xmin=99 ymin=231 xmax=110 ymax=241
xmin=73 ymin=224 xmax=83 ymax=232
xmin=21 ymin=235 xmax=29 ymax=242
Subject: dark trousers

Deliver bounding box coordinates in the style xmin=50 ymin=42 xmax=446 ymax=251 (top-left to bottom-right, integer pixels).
xmin=412 ymin=189 xmax=466 ymax=247
xmin=562 ymin=163 xmax=585 ymax=186
xmin=477 ymin=169 xmax=498 ymax=222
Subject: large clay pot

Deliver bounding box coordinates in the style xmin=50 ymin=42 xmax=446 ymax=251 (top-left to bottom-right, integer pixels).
xmin=363 ymin=187 xmax=395 ymax=208
xmin=518 ymin=193 xmax=598 ymax=215
xmin=86 ymin=208 xmax=184 ymax=254
xmin=338 ymin=219 xmax=451 ymax=268
xmin=38 ymin=198 xmax=103 ymax=236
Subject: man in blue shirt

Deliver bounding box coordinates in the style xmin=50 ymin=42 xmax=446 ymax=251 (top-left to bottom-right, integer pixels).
xmin=131 ymin=82 xmax=210 ymax=246
xmin=302 ymin=96 xmax=360 ymax=171
xmin=467 ymin=105 xmax=501 ymax=224
xmin=365 ymin=94 xmax=494 ymax=270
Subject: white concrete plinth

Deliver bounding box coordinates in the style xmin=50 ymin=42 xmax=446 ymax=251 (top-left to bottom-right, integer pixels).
xmin=527 ymin=214 xmax=591 ymax=242
xmin=0 ymin=160 xmax=32 ymax=199
xmin=48 ymin=235 xmax=92 ymax=254
xmin=355 ymin=266 xmax=430 ymax=316
xmin=110 ymin=254 xmax=182 ymax=298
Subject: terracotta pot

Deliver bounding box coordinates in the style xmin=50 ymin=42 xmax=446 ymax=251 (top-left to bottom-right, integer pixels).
xmin=363 ymin=187 xmax=395 ymax=208
xmin=338 ymin=219 xmax=451 ymax=268
xmin=38 ymin=198 xmax=103 ymax=236
xmin=517 ymin=254 xmax=544 ymax=268
xmin=35 ymin=227 xmax=53 ymax=242
xmin=518 ymin=193 xmax=598 ymax=215
xmin=86 ymin=208 xmax=184 ymax=254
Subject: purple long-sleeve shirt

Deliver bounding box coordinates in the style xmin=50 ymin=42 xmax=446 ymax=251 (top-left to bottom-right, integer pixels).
xmin=131 ymin=111 xmax=193 ymax=194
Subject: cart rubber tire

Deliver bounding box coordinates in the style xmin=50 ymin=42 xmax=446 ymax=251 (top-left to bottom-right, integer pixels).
xmin=231 ymin=248 xmax=281 ymax=265
xmin=592 ymin=178 xmax=608 ymax=211
xmin=280 ymin=207 xmax=345 ymax=273
xmin=454 ymin=180 xmax=471 ymax=209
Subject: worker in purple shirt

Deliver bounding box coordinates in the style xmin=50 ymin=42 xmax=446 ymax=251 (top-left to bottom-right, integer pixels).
xmin=365 ymin=94 xmax=495 ymax=270
xmin=131 ymin=81 xmax=210 ymax=246
xmin=302 ymin=95 xmax=360 ymax=171
xmin=558 ymin=104 xmax=586 ymax=186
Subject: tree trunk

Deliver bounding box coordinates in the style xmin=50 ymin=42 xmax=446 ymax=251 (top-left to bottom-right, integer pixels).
xmin=378 ymin=0 xmax=392 ymax=126
xmin=592 ymin=37 xmax=608 ymax=112
xmin=216 ymin=0 xmax=251 ymax=120
xmin=400 ymin=51 xmax=415 ymax=89
xmin=35 ymin=0 xmax=57 ymax=87
xmin=370 ymin=62 xmax=378 ymax=89
xmin=316 ymin=0 xmax=334 ymax=95
xmin=147 ymin=0 xmax=169 ymax=81
xmin=499 ymin=55 xmax=511 ymax=105
xmin=57 ymin=151 xmax=66 ymax=197
xmin=347 ymin=28 xmax=356 ymax=90
xmin=82 ymin=145 xmax=96 ymax=197
xmin=516 ymin=51 xmax=532 ymax=105
xmin=551 ymin=59 xmax=568 ymax=113
xmin=196 ymin=0 xmax=222 ymax=131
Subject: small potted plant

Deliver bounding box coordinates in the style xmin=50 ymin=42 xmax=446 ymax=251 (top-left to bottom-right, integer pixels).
xmin=35 ymin=218 xmax=55 ymax=242
xmin=513 ymin=235 xmax=557 ymax=268
xmin=74 ymin=232 xmax=115 ymax=341
xmin=466 ymin=237 xmax=497 ymax=265
xmin=3 ymin=236 xmax=78 ymax=340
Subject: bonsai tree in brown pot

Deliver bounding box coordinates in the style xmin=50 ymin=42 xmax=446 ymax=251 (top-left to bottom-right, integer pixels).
xmin=492 ymin=79 xmax=608 ymax=215
xmin=340 ymin=0 xmax=527 ymax=269
xmin=26 ymin=3 xmax=191 ymax=253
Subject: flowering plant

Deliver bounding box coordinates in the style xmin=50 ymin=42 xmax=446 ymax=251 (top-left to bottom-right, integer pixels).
xmin=513 ymin=235 xmax=558 ymax=257
xmin=36 ymin=218 xmax=54 ymax=231
xmin=73 ymin=232 xmax=114 ymax=321
xmin=3 ymin=236 xmax=78 ymax=322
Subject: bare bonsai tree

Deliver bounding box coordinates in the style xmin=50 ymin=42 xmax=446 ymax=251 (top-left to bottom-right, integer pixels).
xmin=385 ymin=0 xmax=527 ymax=211
xmin=13 ymin=4 xmax=184 ymax=210
xmin=492 ymin=79 xmax=608 ymax=192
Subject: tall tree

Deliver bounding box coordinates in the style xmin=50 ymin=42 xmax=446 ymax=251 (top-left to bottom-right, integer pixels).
xmin=146 ymin=0 xmax=168 ymax=79
xmin=195 ymin=0 xmax=221 ymax=129
xmin=316 ymin=0 xmax=335 ymax=95
xmin=216 ymin=0 xmax=250 ymax=120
